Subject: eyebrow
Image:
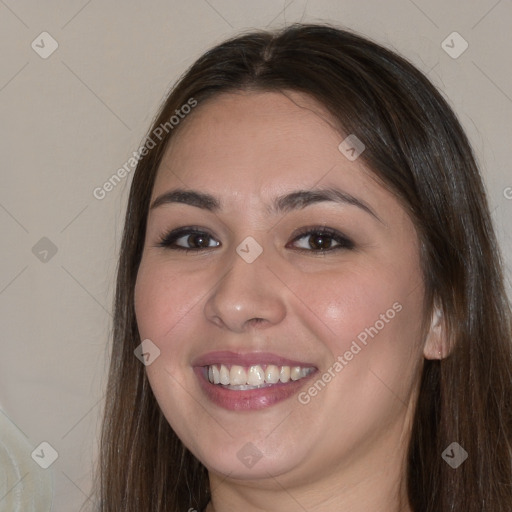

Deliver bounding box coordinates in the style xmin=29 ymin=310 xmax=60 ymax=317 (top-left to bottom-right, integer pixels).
xmin=150 ymin=186 xmax=382 ymax=223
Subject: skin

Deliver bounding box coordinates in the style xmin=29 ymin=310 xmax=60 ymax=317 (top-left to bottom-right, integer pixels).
xmin=134 ymin=91 xmax=446 ymax=512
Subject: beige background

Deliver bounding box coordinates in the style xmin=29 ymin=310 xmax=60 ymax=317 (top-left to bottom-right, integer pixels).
xmin=0 ymin=1 xmax=510 ymax=510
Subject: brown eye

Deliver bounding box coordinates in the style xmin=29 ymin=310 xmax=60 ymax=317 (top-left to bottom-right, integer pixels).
xmin=308 ymin=233 xmax=336 ymax=250
xmin=185 ymin=233 xmax=213 ymax=248
xmin=289 ymin=227 xmax=354 ymax=252
xmin=157 ymin=227 xmax=220 ymax=251
xmin=157 ymin=226 xmax=354 ymax=253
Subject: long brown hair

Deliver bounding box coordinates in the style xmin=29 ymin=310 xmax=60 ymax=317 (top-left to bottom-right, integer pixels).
xmin=92 ymin=23 xmax=512 ymax=511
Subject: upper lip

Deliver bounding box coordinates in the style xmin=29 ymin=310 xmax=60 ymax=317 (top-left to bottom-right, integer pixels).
xmin=191 ymin=350 xmax=317 ymax=368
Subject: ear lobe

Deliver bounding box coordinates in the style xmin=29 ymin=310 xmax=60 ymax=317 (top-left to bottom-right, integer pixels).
xmin=423 ymin=306 xmax=447 ymax=360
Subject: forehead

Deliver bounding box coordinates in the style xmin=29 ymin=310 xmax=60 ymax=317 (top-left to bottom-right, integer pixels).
xmin=166 ymin=91 xmax=339 ymax=161
xmin=147 ymin=91 xmax=420 ymax=262
xmin=153 ymin=91 xmax=380 ymax=200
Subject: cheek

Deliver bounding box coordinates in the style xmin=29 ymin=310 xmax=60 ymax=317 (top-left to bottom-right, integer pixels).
xmin=292 ymin=268 xmax=388 ymax=336
xmin=290 ymin=261 xmax=424 ymax=360
xmin=290 ymin=265 xmax=424 ymax=437
xmin=134 ymin=260 xmax=202 ymax=431
xmin=134 ymin=259 xmax=200 ymax=349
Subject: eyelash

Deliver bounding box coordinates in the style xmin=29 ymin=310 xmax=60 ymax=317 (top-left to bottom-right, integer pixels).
xmin=156 ymin=225 xmax=355 ymax=253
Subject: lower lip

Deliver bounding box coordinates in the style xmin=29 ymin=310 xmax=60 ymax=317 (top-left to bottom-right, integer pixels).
xmin=193 ymin=367 xmax=317 ymax=411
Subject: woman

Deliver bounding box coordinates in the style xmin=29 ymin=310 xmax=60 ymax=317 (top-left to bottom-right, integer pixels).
xmin=94 ymin=24 xmax=512 ymax=511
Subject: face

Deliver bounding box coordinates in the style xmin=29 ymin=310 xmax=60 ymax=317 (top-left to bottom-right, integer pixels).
xmin=134 ymin=91 xmax=430 ymax=489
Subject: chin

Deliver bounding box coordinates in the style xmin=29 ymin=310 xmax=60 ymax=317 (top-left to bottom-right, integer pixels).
xmin=193 ymin=437 xmax=308 ymax=481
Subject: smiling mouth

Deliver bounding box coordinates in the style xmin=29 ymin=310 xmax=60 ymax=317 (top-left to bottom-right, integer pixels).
xmin=193 ymin=351 xmax=318 ymax=410
xmin=205 ymin=363 xmax=316 ymax=390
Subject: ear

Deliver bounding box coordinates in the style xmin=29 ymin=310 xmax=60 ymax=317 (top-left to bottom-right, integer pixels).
xmin=423 ymin=305 xmax=448 ymax=360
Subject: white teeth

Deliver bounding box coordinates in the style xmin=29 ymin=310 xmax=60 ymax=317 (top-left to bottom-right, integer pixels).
xmin=279 ymin=365 xmax=290 ymax=383
xmin=265 ymin=365 xmax=280 ymax=384
xmin=230 ymin=365 xmax=247 ymax=385
xmin=219 ymin=364 xmax=230 ymax=385
xmin=211 ymin=364 xmax=220 ymax=384
xmin=206 ymin=363 xmax=315 ymax=387
xmin=247 ymin=365 xmax=265 ymax=386
xmin=290 ymin=366 xmax=302 ymax=381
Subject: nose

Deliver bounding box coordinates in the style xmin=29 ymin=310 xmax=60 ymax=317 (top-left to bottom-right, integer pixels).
xmin=203 ymin=246 xmax=287 ymax=332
